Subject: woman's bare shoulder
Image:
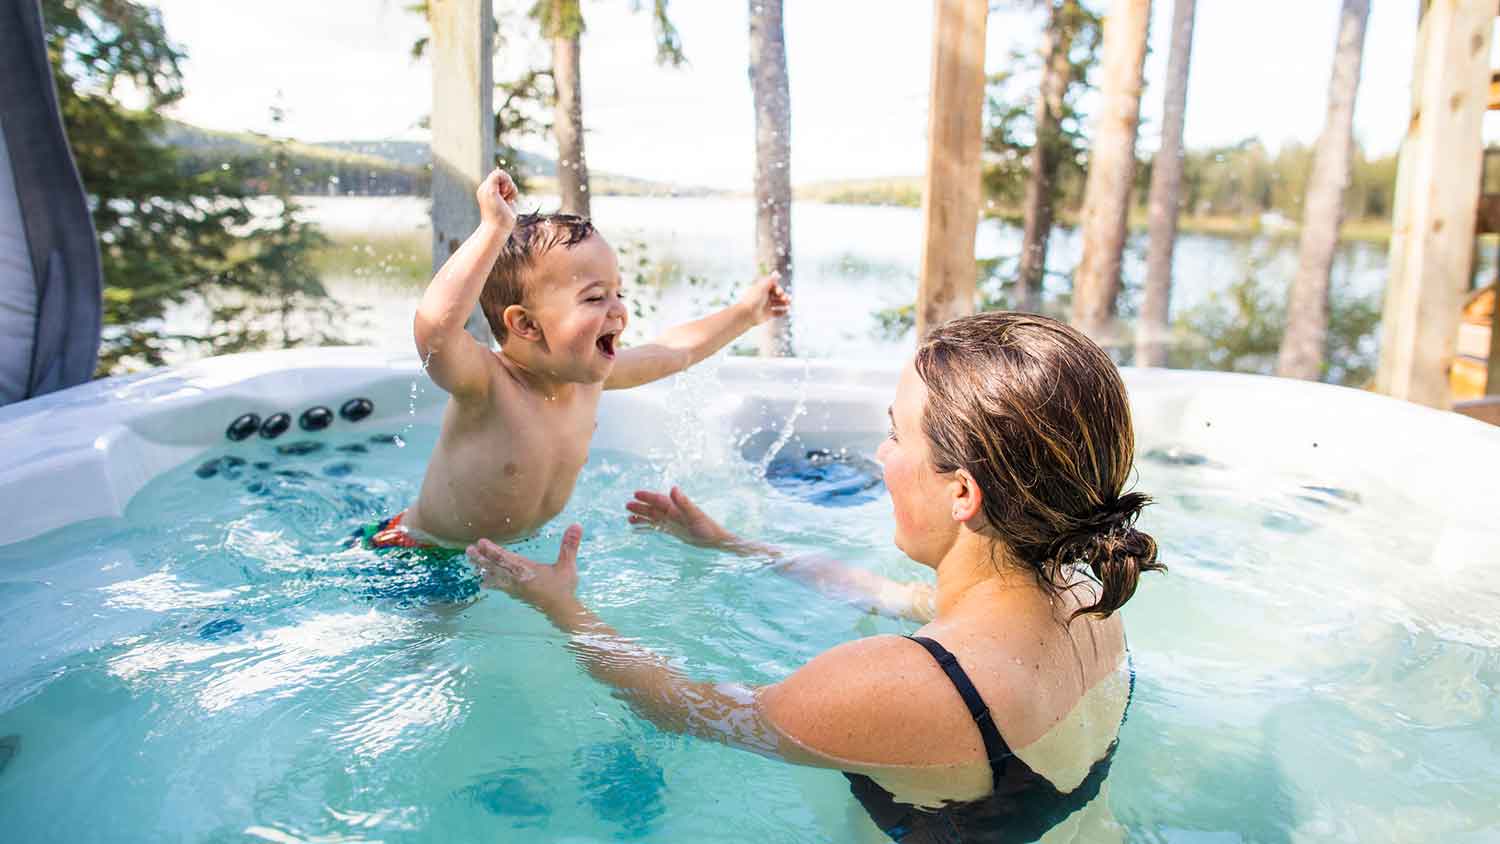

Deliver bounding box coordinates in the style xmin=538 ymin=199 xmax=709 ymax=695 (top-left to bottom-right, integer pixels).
xmin=759 ymin=635 xmax=988 ymax=769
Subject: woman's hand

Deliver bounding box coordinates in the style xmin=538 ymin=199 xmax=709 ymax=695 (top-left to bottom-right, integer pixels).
xmin=627 ymin=487 xmax=737 ymax=550
xmin=467 ymin=524 xmax=584 ymax=618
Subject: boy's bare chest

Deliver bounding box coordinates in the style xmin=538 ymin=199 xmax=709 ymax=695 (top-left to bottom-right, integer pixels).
xmin=462 ymin=391 xmax=598 ymax=481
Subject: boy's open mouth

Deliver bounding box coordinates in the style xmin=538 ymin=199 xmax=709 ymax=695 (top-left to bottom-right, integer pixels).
xmin=596 ymin=331 xmax=619 ymax=359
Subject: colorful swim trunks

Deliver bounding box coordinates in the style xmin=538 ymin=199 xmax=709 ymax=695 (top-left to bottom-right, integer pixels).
xmin=352 ymin=511 xmax=463 ymax=564
xmin=359 ymin=510 xmax=428 ymax=549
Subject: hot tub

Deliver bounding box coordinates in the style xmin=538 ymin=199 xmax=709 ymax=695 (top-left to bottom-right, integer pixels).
xmin=0 ymin=348 xmax=1497 ymax=842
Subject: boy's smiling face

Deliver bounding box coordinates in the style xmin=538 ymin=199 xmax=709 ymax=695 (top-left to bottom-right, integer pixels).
xmin=526 ymin=232 xmax=628 ymax=383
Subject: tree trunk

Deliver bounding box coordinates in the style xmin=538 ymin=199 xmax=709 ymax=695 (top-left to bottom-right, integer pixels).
xmin=1017 ymin=0 xmax=1076 ymax=314
xmin=552 ymin=11 xmax=590 ymax=217
xmin=1276 ymin=0 xmax=1368 ymax=380
xmin=748 ymin=0 xmax=793 ymax=356
xmin=1135 ymin=0 xmax=1196 ymax=367
xmin=1070 ymin=0 xmax=1150 ymax=349
xmin=428 ymin=0 xmax=496 ymax=343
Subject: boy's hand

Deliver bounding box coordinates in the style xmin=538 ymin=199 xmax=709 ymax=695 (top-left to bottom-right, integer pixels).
xmin=477 ymin=167 xmax=519 ymax=231
xmin=738 ymin=272 xmax=791 ymax=325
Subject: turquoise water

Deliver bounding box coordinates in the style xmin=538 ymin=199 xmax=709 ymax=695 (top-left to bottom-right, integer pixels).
xmin=0 ymin=421 xmax=1498 ymax=841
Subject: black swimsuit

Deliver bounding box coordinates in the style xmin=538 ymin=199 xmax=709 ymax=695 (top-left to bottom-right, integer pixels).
xmin=844 ymin=636 xmax=1133 ymax=843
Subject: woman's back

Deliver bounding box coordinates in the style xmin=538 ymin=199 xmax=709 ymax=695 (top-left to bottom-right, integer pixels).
xmin=761 ymin=572 xmax=1132 ymax=843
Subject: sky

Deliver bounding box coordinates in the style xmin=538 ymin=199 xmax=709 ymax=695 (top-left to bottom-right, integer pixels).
xmin=145 ymin=1 xmax=1438 ymax=191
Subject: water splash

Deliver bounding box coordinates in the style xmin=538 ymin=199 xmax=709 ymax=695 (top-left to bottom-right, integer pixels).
xmin=752 ymin=358 xmax=810 ymax=482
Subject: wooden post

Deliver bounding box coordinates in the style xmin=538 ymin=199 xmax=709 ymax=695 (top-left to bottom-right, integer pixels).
xmin=429 ymin=0 xmax=496 ymax=343
xmin=1376 ymin=0 xmax=1495 ymax=407
xmin=1489 ymin=275 xmax=1500 ymax=394
xmin=916 ymin=0 xmax=988 ymax=339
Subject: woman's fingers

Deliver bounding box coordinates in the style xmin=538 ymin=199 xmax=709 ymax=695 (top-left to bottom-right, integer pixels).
xmin=669 ymin=486 xmax=706 ymax=520
xmin=556 ymin=524 xmax=583 ymax=575
xmin=633 ymin=490 xmax=673 ymax=509
xmin=467 ymin=538 xmax=537 ymax=585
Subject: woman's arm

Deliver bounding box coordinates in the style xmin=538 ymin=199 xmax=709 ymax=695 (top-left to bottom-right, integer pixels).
xmin=626 ymin=487 xmax=935 ymax=622
xmin=468 ymin=526 xmax=786 ymax=757
xmin=466 ymin=526 xmax=929 ymax=770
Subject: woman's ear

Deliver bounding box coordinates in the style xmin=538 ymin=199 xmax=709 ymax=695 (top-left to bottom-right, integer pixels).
xmin=503 ymin=305 xmax=542 ymax=342
xmin=950 ymin=469 xmax=983 ymax=524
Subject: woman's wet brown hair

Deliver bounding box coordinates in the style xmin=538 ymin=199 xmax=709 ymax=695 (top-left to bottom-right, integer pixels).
xmin=914 ymin=311 xmax=1163 ymax=617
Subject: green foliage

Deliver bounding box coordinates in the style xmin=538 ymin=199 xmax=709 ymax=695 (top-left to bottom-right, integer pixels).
xmin=494 ymin=67 xmax=555 ymax=191
xmin=45 ymin=0 xmax=343 ymax=372
xmin=978 ymin=4 xmax=1397 ymax=230
xmin=532 ymin=0 xmax=586 ymax=40
xmin=638 ymin=0 xmax=686 ymax=66
xmin=531 ymin=0 xmax=683 ymax=65
xmin=1162 ymin=138 xmax=1396 ymax=226
xmin=870 ymin=256 xmax=1074 ymax=342
xmin=982 ymin=0 xmax=1102 ymax=211
xmin=244 ymin=104 xmax=351 ymax=350
xmin=1169 ymin=242 xmax=1382 ymax=386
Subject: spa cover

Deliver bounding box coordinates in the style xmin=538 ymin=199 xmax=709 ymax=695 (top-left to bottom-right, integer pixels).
xmin=0 ymin=0 xmax=103 ymax=406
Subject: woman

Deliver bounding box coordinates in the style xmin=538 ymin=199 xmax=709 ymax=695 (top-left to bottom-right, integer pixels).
xmin=467 ymin=313 xmax=1163 ymax=843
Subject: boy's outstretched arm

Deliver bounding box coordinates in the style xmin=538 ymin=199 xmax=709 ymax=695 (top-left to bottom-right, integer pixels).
xmin=413 ymin=168 xmax=517 ymax=400
xmin=604 ymin=273 xmax=790 ymax=390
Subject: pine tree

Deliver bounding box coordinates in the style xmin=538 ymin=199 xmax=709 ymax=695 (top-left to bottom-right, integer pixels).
xmin=43 ymin=0 xmax=341 ymax=371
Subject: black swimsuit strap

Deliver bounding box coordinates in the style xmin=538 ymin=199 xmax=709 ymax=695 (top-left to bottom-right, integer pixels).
xmin=906 ymin=635 xmax=1011 ymax=788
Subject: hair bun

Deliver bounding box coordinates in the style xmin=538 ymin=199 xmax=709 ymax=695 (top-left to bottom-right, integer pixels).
xmin=1084 ymin=491 xmax=1151 ymax=535
xmin=1075 ymin=491 xmax=1161 ymax=618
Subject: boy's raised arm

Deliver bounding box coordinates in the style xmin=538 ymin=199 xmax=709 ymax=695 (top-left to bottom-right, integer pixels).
xmin=413 ymin=168 xmax=517 ymax=400
xmin=605 ymin=273 xmax=790 ymax=390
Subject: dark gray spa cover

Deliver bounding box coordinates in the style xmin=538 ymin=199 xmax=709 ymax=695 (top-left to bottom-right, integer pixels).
xmin=0 ymin=0 xmax=103 ymax=406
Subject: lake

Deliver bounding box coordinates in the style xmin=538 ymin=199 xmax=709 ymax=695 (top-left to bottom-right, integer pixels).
xmin=248 ymin=195 xmax=1398 ymax=368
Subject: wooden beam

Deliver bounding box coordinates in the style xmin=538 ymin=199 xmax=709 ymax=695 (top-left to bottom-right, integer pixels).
xmin=1489 ymin=279 xmax=1500 ymax=394
xmin=429 ymin=0 xmax=496 ymax=342
xmin=1375 ymin=0 xmax=1496 ymax=408
xmin=916 ymin=0 xmax=988 ymax=339
xmin=1474 ymin=193 xmax=1500 ymax=233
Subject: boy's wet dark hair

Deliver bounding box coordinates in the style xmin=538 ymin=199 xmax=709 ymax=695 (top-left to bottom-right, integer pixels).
xmin=480 ymin=212 xmax=597 ymax=341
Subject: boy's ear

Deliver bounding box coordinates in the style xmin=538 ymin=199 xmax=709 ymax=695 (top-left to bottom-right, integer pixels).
xmin=503 ymin=305 xmax=542 ymax=342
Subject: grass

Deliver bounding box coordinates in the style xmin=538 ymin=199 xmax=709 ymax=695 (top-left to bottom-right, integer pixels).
xmin=311 ymin=231 xmax=431 ymax=286
xmin=795 ymin=177 xmax=924 ymax=208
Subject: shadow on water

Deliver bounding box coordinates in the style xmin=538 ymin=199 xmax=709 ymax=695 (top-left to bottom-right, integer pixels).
xmin=1109 ymin=675 xmax=1297 ymax=843
xmin=461 ymin=767 xmax=552 ymax=828
xmin=0 ymin=734 xmax=18 ymax=777
xmin=575 ymin=740 xmax=668 ymax=840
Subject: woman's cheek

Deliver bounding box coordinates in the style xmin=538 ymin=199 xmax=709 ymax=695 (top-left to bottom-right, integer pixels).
xmin=885 ymin=459 xmax=915 ymax=532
